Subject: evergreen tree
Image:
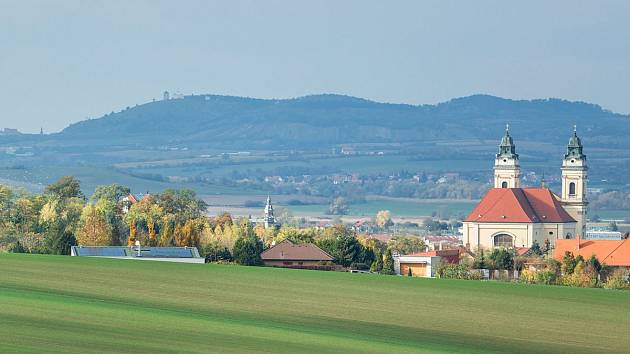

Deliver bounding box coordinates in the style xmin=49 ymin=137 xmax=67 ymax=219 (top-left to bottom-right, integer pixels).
xmin=381 ymin=249 xmax=395 ymax=275
xmin=45 ymin=220 xmax=76 ymax=255
xmin=232 ymin=236 xmax=264 ymax=266
xmin=407 ymin=267 xmax=413 ymax=277
xmin=370 ymin=248 xmax=383 ymax=273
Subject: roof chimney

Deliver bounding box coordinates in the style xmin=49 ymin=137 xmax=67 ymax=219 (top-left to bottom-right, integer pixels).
xmin=576 ymin=233 xmax=581 ymax=251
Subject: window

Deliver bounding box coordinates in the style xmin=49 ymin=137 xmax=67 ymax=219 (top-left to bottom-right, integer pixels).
xmin=569 ymin=182 xmax=576 ymax=196
xmin=501 ymin=181 xmax=508 ymax=188
xmin=493 ymin=234 xmax=513 ymax=248
xmin=283 ymin=261 xmax=293 ymax=266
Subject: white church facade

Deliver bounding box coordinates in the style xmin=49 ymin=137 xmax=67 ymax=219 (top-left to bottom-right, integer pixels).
xmin=462 ymin=127 xmax=588 ymax=250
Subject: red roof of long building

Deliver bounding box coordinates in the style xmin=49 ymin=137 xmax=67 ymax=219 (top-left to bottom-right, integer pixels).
xmin=554 ymin=238 xmax=630 ymax=267
xmin=261 ymin=239 xmax=333 ymax=261
xmin=464 ymin=188 xmax=575 ymax=223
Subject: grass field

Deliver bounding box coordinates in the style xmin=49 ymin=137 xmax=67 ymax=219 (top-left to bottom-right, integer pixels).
xmin=289 ymin=199 xmax=477 ymax=218
xmin=1 ymin=254 xmax=629 ymax=353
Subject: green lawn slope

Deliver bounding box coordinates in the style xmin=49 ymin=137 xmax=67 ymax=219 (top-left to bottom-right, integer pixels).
xmin=1 ymin=254 xmax=629 ymax=353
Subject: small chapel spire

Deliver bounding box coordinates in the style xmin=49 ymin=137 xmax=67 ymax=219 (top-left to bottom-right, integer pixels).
xmin=263 ymin=195 xmax=277 ymax=229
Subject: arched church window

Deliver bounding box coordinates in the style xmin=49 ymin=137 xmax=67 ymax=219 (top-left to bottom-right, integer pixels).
xmin=501 ymin=181 xmax=508 ymax=188
xmin=569 ymin=182 xmax=576 ymax=196
xmin=493 ymin=234 xmax=513 ymax=248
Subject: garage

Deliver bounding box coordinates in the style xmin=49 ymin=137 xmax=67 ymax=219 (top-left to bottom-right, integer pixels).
xmin=400 ymin=262 xmax=427 ymax=277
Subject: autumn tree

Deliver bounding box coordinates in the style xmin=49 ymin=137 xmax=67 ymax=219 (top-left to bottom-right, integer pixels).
xmin=45 ymin=176 xmax=85 ymax=200
xmin=76 ymin=205 xmax=113 ymax=246
xmin=375 ymin=210 xmax=394 ymax=229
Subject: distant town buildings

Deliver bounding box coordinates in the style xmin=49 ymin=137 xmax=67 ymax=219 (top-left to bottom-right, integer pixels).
xmin=0 ymin=128 xmax=21 ymax=136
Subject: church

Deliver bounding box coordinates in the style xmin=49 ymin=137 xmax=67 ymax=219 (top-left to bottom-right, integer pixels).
xmin=462 ymin=126 xmax=588 ymax=250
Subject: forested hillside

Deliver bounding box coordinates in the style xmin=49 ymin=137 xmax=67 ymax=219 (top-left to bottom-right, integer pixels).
xmin=57 ymin=94 xmax=630 ymax=149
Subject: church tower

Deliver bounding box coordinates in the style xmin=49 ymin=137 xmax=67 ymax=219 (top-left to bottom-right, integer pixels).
xmin=263 ymin=195 xmax=277 ymax=229
xmin=561 ymin=126 xmax=588 ymax=237
xmin=494 ymin=125 xmax=521 ymax=188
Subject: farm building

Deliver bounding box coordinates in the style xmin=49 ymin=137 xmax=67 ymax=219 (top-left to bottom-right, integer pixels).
xmin=71 ymin=246 xmax=204 ymax=263
xmin=260 ymin=239 xmax=333 ymax=269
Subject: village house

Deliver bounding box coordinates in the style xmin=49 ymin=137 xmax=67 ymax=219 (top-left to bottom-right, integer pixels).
xmin=554 ymin=237 xmax=630 ymax=268
xmin=393 ymin=249 xmax=460 ymax=277
xmin=260 ymin=239 xmax=334 ymax=269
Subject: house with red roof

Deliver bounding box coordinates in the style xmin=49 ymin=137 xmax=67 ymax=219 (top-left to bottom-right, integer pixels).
xmin=554 ymin=237 xmax=630 ymax=268
xmin=462 ymin=127 xmax=587 ymax=250
xmin=260 ymin=239 xmax=333 ymax=269
xmin=394 ymin=249 xmax=461 ymax=277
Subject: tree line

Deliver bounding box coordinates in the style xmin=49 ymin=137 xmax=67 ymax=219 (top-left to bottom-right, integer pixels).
xmin=1 ymin=177 xmax=428 ymax=273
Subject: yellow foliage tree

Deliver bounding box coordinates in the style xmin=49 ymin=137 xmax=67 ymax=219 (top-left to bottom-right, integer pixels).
xmin=76 ymin=205 xmax=113 ymax=246
xmin=128 ymin=221 xmax=137 ymax=246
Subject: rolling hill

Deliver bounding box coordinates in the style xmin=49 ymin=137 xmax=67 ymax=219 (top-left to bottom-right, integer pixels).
xmin=1 ymin=253 xmax=629 ymax=353
xmin=55 ymin=94 xmax=630 ymax=149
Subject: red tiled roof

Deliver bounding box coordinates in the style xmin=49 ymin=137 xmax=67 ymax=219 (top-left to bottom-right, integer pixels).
xmin=554 ymin=238 xmax=630 ymax=267
xmin=127 ymin=193 xmax=138 ymax=204
xmin=464 ymin=188 xmax=575 ymax=223
xmin=408 ymin=249 xmax=460 ymax=264
xmin=516 ymin=247 xmax=530 ymax=256
xmin=261 ymin=239 xmax=333 ymax=261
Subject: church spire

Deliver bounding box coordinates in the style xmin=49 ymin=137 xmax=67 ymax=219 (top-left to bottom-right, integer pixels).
xmin=494 ymin=124 xmax=520 ymax=188
xmin=497 ymin=124 xmax=518 ymax=159
xmin=263 ymin=195 xmax=276 ymax=229
xmin=565 ymin=125 xmax=585 ymax=160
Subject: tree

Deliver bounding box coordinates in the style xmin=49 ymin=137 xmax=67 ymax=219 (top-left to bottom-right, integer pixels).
xmin=276 ymin=227 xmax=315 ymax=244
xmin=91 ymin=184 xmax=130 ymax=204
xmin=488 ymin=248 xmax=513 ymax=270
xmin=407 ymin=267 xmax=413 ymax=277
xmin=45 ymin=176 xmax=84 ymax=200
xmin=527 ymin=240 xmax=543 ymax=257
xmin=473 ymin=249 xmax=486 ymax=269
xmin=541 ymin=239 xmax=551 ymax=255
xmin=76 ymin=205 xmax=113 ymax=246
xmin=91 ymin=184 xmax=131 ymax=245
xmin=232 ymin=236 xmax=264 ymax=266
xmin=157 ymin=189 xmax=207 ymax=223
xmin=375 ymin=210 xmax=394 ymax=229
xmin=561 ymin=251 xmax=577 ymax=275
xmin=327 ymin=197 xmax=349 ymax=215
xmin=128 ymin=221 xmax=138 ymax=246
xmin=370 ymin=248 xmax=383 ymax=273
xmin=387 ymin=236 xmax=426 ymax=255
xmin=381 ymin=249 xmax=395 ymax=275
xmin=44 ymin=220 xmax=76 ymax=255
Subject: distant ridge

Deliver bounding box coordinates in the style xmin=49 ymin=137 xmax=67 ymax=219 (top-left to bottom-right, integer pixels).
xmin=48 ymin=93 xmax=630 ymax=149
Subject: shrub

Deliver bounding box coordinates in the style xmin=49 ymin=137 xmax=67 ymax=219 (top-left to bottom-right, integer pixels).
xmin=603 ymin=269 xmax=630 ymax=290
xmin=436 ymin=263 xmax=477 ymax=280
xmin=560 ymin=261 xmax=598 ymax=288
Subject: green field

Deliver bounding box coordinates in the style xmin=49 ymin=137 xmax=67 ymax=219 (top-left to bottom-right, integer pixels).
xmin=1 ymin=254 xmax=629 ymax=353
xmin=289 ymin=199 xmax=477 ymax=218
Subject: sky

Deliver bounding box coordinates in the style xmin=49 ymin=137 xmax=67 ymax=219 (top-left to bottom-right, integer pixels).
xmin=1 ymin=0 xmax=629 ymax=133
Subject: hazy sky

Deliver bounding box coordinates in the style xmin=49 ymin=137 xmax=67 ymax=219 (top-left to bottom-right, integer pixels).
xmin=1 ymin=0 xmax=629 ymax=133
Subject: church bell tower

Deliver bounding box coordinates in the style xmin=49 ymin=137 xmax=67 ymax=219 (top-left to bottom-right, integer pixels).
xmin=561 ymin=126 xmax=588 ymax=237
xmin=494 ymin=125 xmax=521 ymax=188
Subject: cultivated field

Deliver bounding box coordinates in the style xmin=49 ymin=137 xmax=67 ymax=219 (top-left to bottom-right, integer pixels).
xmin=1 ymin=254 xmax=629 ymax=353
